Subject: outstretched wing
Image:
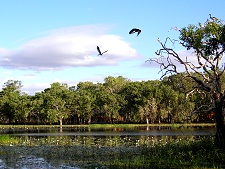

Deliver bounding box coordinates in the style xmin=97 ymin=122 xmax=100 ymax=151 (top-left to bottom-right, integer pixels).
xmin=137 ymin=29 xmax=141 ymax=36
xmin=97 ymin=46 xmax=108 ymax=55
xmin=97 ymin=46 xmax=102 ymax=55
xmin=129 ymin=28 xmax=136 ymax=34
xmin=101 ymin=50 xmax=108 ymax=55
xmin=129 ymin=28 xmax=141 ymax=36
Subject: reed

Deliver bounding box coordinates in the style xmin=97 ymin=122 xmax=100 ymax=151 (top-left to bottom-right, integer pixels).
xmin=0 ymin=123 xmax=215 ymax=129
xmin=0 ymin=136 xmax=224 ymax=168
xmin=0 ymin=134 xmax=18 ymax=145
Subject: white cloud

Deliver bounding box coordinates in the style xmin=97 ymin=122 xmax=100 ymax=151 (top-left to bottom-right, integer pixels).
xmin=21 ymin=77 xmax=104 ymax=95
xmin=0 ymin=24 xmax=140 ymax=71
xmin=21 ymin=83 xmax=50 ymax=95
xmin=145 ymin=48 xmax=225 ymax=77
xmin=145 ymin=49 xmax=199 ymax=69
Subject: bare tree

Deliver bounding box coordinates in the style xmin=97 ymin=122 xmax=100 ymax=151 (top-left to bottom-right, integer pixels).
xmin=148 ymin=16 xmax=225 ymax=145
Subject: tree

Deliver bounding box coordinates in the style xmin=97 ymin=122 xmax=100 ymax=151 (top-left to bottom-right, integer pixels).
xmin=104 ymin=76 xmax=130 ymax=93
xmin=2 ymin=80 xmax=22 ymax=92
xmin=139 ymin=97 xmax=157 ymax=124
xmin=149 ymin=16 xmax=225 ymax=145
xmin=0 ymin=80 xmax=23 ymax=123
xmin=75 ymin=82 xmax=96 ymax=124
xmin=41 ymin=82 xmax=70 ymax=128
xmin=96 ymin=84 xmax=121 ymax=124
xmin=30 ymin=93 xmax=44 ymax=124
xmin=13 ymin=94 xmax=31 ymax=123
xmin=120 ymin=80 xmax=159 ymax=123
xmin=119 ymin=81 xmax=144 ymax=123
xmin=101 ymin=76 xmax=129 ymax=123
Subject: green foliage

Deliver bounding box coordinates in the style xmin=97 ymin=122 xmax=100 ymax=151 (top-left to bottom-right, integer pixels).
xmin=0 ymin=135 xmax=18 ymax=145
xmin=139 ymin=97 xmax=157 ymax=124
xmin=75 ymin=81 xmax=96 ymax=124
xmin=0 ymin=75 xmax=215 ymax=125
xmin=180 ymin=18 xmax=225 ymax=58
xmin=41 ymin=82 xmax=70 ymax=125
xmin=0 ymin=80 xmax=23 ymax=123
xmin=151 ymin=15 xmax=225 ymax=142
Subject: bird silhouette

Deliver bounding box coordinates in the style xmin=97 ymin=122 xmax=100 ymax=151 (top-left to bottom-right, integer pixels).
xmin=97 ymin=46 xmax=108 ymax=56
xmin=209 ymin=14 xmax=217 ymax=21
xmin=129 ymin=28 xmax=141 ymax=36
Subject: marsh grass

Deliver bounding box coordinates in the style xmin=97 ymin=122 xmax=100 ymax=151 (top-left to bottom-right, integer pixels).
xmin=0 ymin=134 xmax=18 ymax=145
xmin=89 ymin=123 xmax=215 ymax=129
xmin=0 ymin=123 xmax=215 ymax=130
xmin=0 ymin=135 xmax=224 ymax=168
xmin=106 ymin=137 xmax=225 ymax=169
xmin=0 ymin=124 xmax=219 ymax=168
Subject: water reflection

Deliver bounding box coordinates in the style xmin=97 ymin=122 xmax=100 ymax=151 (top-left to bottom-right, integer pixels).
xmin=0 ymin=126 xmax=215 ymax=136
xmin=0 ymin=126 xmax=217 ymax=169
xmin=3 ymin=134 xmax=207 ymax=148
xmin=0 ymin=126 xmax=215 ymax=147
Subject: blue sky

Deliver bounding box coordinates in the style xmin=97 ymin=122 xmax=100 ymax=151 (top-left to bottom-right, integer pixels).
xmin=0 ymin=0 xmax=224 ymax=95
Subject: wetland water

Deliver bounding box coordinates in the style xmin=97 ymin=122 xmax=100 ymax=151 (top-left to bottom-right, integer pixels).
xmin=1 ymin=125 xmax=216 ymax=136
xmin=0 ymin=126 xmax=216 ymax=168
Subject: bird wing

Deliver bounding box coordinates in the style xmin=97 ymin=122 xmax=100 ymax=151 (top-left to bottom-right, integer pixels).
xmin=137 ymin=30 xmax=141 ymax=36
xmin=102 ymin=50 xmax=108 ymax=55
xmin=129 ymin=28 xmax=137 ymax=34
xmin=129 ymin=28 xmax=141 ymax=35
xmin=97 ymin=46 xmax=102 ymax=55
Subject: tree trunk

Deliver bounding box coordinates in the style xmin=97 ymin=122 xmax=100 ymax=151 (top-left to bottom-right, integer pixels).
xmin=146 ymin=117 xmax=149 ymax=125
xmin=88 ymin=117 xmax=91 ymax=124
xmin=59 ymin=117 xmax=63 ymax=132
xmin=110 ymin=113 xmax=114 ymax=124
xmin=213 ymin=94 xmax=225 ymax=147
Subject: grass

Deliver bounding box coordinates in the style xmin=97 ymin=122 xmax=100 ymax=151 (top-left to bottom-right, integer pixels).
xmin=0 ymin=124 xmax=88 ymax=129
xmin=0 ymin=123 xmax=215 ymax=129
xmin=0 ymin=135 xmax=224 ymax=168
xmin=0 ymin=124 xmax=219 ymax=168
xmin=87 ymin=123 xmax=215 ymax=129
xmin=0 ymin=134 xmax=19 ymax=145
xmin=0 ymin=137 xmax=224 ymax=168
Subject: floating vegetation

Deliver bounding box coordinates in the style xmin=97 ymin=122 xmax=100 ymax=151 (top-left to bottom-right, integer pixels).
xmin=0 ymin=134 xmax=19 ymax=145
xmin=0 ymin=136 xmax=224 ymax=168
xmin=0 ymin=123 xmax=215 ymax=130
xmin=0 ymin=134 xmax=200 ymax=147
xmin=0 ymin=125 xmax=222 ymax=168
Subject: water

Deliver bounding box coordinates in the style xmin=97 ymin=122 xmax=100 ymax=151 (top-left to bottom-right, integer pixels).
xmin=1 ymin=126 xmax=215 ymax=137
xmin=0 ymin=126 xmax=216 ymax=169
xmin=0 ymin=126 xmax=215 ymax=148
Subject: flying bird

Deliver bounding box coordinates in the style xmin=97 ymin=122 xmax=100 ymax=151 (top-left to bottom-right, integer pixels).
xmin=97 ymin=46 xmax=108 ymax=56
xmin=129 ymin=28 xmax=141 ymax=36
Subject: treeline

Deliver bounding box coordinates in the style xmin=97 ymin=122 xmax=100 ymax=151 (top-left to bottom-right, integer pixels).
xmin=0 ymin=75 xmax=217 ymax=126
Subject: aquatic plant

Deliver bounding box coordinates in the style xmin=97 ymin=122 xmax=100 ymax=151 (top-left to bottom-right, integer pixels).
xmin=0 ymin=135 xmax=18 ymax=145
xmin=0 ymin=136 xmax=224 ymax=168
xmin=0 ymin=125 xmax=221 ymax=168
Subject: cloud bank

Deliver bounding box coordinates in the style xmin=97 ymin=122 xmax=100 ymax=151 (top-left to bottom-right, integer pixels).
xmin=0 ymin=24 xmax=140 ymax=71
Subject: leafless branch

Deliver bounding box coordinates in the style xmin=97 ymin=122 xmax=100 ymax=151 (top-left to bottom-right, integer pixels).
xmin=192 ymin=104 xmax=213 ymax=115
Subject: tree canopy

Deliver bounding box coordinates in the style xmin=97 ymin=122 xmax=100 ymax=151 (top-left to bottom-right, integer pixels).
xmin=0 ymin=75 xmax=212 ymax=126
xmin=149 ymin=15 xmax=225 ymax=145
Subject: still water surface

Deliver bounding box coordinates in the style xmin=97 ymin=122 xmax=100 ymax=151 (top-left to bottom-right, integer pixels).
xmin=1 ymin=126 xmax=215 ymax=137
xmin=0 ymin=126 xmax=216 ymax=168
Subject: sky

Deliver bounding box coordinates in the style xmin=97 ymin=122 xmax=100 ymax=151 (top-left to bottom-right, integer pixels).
xmin=0 ymin=0 xmax=224 ymax=95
